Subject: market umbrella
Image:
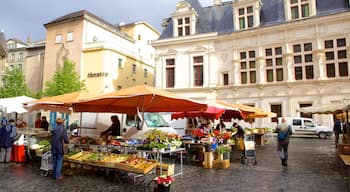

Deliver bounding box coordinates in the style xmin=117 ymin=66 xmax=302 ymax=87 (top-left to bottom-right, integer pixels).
xmin=23 ymin=91 xmax=97 ymax=113
xmin=171 ymin=105 xmax=226 ymax=120
xmin=0 ymin=96 xmax=35 ymax=114
xmin=73 ymin=85 xmax=207 ymax=114
xmin=215 ymin=101 xmax=276 ymax=119
xmin=298 ymin=103 xmax=346 ymax=114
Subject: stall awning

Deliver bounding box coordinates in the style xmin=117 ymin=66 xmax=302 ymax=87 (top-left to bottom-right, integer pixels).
xmin=0 ymin=96 xmax=35 ymax=114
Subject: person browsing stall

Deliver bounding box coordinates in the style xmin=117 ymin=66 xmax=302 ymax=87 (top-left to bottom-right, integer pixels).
xmin=215 ymin=118 xmax=226 ymax=132
xmin=100 ymin=115 xmax=121 ymax=138
xmin=51 ymin=118 xmax=69 ymax=180
xmin=40 ymin=116 xmax=49 ymax=131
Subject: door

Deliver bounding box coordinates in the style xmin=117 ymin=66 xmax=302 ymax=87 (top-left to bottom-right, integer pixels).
xmin=302 ymin=119 xmax=318 ymax=134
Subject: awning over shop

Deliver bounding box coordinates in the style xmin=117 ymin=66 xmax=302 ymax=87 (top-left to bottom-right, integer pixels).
xmin=298 ymin=103 xmax=347 ymax=114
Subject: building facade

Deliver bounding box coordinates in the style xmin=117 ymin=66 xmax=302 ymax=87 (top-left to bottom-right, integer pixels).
xmin=0 ymin=32 xmax=8 ymax=86
xmin=6 ymin=38 xmax=45 ymax=94
xmin=43 ymin=10 xmax=159 ymax=94
xmin=153 ymin=0 xmax=350 ymax=128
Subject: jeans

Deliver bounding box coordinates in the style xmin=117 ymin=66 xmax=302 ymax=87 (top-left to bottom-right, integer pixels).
xmin=277 ymin=141 xmax=289 ymax=161
xmin=52 ymin=153 xmax=63 ymax=179
xmin=0 ymin=147 xmax=12 ymax=162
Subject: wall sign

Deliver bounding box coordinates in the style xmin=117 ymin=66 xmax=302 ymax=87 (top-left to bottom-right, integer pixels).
xmin=87 ymin=72 xmax=108 ymax=78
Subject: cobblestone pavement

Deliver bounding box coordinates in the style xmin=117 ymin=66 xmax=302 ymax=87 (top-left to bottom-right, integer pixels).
xmin=0 ymin=137 xmax=344 ymax=192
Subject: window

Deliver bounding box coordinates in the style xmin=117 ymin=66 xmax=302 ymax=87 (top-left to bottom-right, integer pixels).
xmin=177 ymin=17 xmax=191 ymax=37
xmin=55 ymin=34 xmax=62 ymax=44
xmin=118 ymin=58 xmax=123 ymax=68
xmin=265 ymin=46 xmax=283 ymax=82
xmin=117 ymin=85 xmax=122 ymax=90
xmin=19 ymin=53 xmax=23 ymax=62
xmin=67 ymin=32 xmax=74 ymax=42
xmin=324 ymin=38 xmax=348 ymax=78
xmin=240 ymin=50 xmax=256 ymax=84
xmin=132 ymin=64 xmax=136 ymax=74
xmin=166 ymin=59 xmax=175 ymax=88
xmin=293 ymin=42 xmax=313 ymax=80
xmin=271 ymin=104 xmax=282 ymax=122
xmin=290 ymin=0 xmax=310 ymax=20
xmin=293 ymin=119 xmax=302 ymax=126
xmin=144 ymin=69 xmax=148 ymax=78
xmin=300 ymin=103 xmax=312 ymax=118
xmin=10 ymin=54 xmax=15 ymax=62
xmin=223 ymin=73 xmax=229 ymax=86
xmin=238 ymin=6 xmax=254 ymax=30
xmin=17 ymin=64 xmax=23 ymax=71
xmin=193 ymin=56 xmax=203 ymax=86
xmin=138 ymin=35 xmax=141 ymax=41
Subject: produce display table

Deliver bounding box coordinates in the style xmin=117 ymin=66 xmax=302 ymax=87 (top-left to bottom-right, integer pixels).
xmin=136 ymin=148 xmax=185 ymax=179
xmin=339 ymin=154 xmax=350 ymax=191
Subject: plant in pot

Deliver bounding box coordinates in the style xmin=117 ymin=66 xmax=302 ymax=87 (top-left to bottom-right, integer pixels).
xmin=217 ymin=145 xmax=232 ymax=160
xmin=156 ymin=143 xmax=167 ymax=153
xmin=154 ymin=175 xmax=174 ymax=192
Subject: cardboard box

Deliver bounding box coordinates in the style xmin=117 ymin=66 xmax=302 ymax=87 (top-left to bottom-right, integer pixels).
xmin=156 ymin=163 xmax=175 ymax=176
xmin=213 ymin=159 xmax=230 ymax=169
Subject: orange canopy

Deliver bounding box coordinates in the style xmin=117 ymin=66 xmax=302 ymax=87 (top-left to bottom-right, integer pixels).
xmin=73 ymin=85 xmax=207 ymax=114
xmin=23 ymin=91 xmax=97 ymax=113
xmin=216 ymin=101 xmax=276 ymax=119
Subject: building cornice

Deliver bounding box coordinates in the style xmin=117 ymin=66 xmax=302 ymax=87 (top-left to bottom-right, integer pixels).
xmin=153 ymin=32 xmax=218 ymax=47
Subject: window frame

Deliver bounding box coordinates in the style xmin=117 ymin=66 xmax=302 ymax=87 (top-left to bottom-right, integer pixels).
xmin=166 ymin=58 xmax=175 ymax=88
xmin=177 ymin=17 xmax=191 ymax=37
xmin=324 ymin=37 xmax=348 ymax=78
xmin=240 ymin=50 xmax=256 ymax=84
xmin=193 ymin=56 xmax=204 ymax=87
xmin=55 ymin=34 xmax=62 ymax=44
xmin=293 ymin=42 xmax=314 ymax=80
xmin=265 ymin=46 xmax=283 ymax=83
xmin=237 ymin=5 xmax=254 ymax=30
xmin=67 ymin=32 xmax=74 ymax=42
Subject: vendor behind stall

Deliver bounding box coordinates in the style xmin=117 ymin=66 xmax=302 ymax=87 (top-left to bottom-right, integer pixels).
xmin=100 ymin=115 xmax=121 ymax=139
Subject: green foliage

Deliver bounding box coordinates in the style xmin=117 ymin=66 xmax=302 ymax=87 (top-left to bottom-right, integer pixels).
xmin=217 ymin=145 xmax=231 ymax=154
xmin=0 ymin=67 xmax=30 ymax=98
xmin=44 ymin=60 xmax=86 ymax=96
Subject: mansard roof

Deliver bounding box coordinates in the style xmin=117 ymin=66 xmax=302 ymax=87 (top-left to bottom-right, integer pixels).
xmin=159 ymin=0 xmax=350 ymax=39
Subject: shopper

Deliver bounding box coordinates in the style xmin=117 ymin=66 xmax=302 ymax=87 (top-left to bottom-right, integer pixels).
xmin=35 ymin=113 xmax=42 ymax=128
xmin=215 ymin=118 xmax=226 ymax=132
xmin=276 ymin=118 xmax=292 ymax=166
xmin=51 ymin=118 xmax=69 ymax=180
xmin=334 ymin=118 xmax=342 ymax=146
xmin=40 ymin=116 xmax=49 ymax=131
xmin=0 ymin=119 xmax=17 ymax=163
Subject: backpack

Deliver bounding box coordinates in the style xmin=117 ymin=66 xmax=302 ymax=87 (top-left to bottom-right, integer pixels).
xmin=278 ymin=126 xmax=290 ymax=141
xmin=0 ymin=124 xmax=13 ymax=148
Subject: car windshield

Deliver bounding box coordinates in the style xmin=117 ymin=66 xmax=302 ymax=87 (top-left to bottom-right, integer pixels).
xmin=144 ymin=112 xmax=169 ymax=127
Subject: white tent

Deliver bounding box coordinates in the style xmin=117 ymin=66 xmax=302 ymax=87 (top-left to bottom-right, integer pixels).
xmin=0 ymin=96 xmax=36 ymax=114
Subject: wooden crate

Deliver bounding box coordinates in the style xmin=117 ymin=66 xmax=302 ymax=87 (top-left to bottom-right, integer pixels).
xmin=156 ymin=163 xmax=175 ymax=176
xmin=213 ymin=159 xmax=230 ymax=169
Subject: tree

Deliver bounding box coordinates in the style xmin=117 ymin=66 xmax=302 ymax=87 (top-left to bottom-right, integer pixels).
xmin=44 ymin=60 xmax=86 ymax=96
xmin=0 ymin=67 xmax=30 ymax=98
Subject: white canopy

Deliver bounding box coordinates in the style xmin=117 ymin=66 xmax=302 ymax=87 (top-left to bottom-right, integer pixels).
xmin=298 ymin=102 xmax=348 ymax=114
xmin=0 ymin=96 xmax=36 ymax=114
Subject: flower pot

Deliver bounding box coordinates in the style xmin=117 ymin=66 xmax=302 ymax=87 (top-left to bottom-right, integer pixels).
xmin=156 ymin=184 xmax=171 ymax=192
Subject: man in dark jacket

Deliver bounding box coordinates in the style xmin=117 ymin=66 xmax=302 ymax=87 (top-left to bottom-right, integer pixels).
xmin=334 ymin=118 xmax=342 ymax=146
xmin=51 ymin=118 xmax=69 ymax=180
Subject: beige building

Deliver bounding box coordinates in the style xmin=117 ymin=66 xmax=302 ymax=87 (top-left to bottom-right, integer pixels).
xmin=0 ymin=32 xmax=7 ymax=86
xmin=43 ymin=10 xmax=159 ymax=93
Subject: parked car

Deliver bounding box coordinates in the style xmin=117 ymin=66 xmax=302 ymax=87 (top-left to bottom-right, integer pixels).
xmin=276 ymin=117 xmax=333 ymax=139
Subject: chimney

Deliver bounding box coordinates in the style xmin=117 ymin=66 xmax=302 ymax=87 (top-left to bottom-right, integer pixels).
xmin=214 ymin=0 xmax=222 ymax=6
xmin=27 ymin=36 xmax=31 ymax=44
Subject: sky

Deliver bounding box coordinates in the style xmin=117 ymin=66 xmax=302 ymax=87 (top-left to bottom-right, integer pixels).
xmin=0 ymin=0 xmax=214 ymax=42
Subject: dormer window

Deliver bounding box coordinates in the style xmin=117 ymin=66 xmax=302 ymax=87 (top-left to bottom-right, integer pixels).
xmin=238 ymin=6 xmax=254 ymax=29
xmin=285 ymin=0 xmax=316 ymax=20
xmin=177 ymin=17 xmax=191 ymax=36
xmin=172 ymin=1 xmax=198 ymax=37
xmin=233 ymin=0 xmax=261 ymax=31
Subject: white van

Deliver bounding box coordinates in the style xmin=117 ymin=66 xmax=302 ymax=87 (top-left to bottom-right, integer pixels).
xmin=76 ymin=112 xmax=178 ymax=139
xmin=277 ymin=117 xmax=333 ymax=139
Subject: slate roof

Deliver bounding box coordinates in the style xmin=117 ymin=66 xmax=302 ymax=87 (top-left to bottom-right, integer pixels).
xmin=159 ymin=0 xmax=350 ymax=39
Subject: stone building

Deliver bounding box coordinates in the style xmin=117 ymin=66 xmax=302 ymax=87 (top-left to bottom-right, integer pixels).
xmin=153 ymin=0 xmax=350 ymax=128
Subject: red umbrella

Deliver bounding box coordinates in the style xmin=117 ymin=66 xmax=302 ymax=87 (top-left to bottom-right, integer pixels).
xmin=171 ymin=106 xmax=225 ymax=120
